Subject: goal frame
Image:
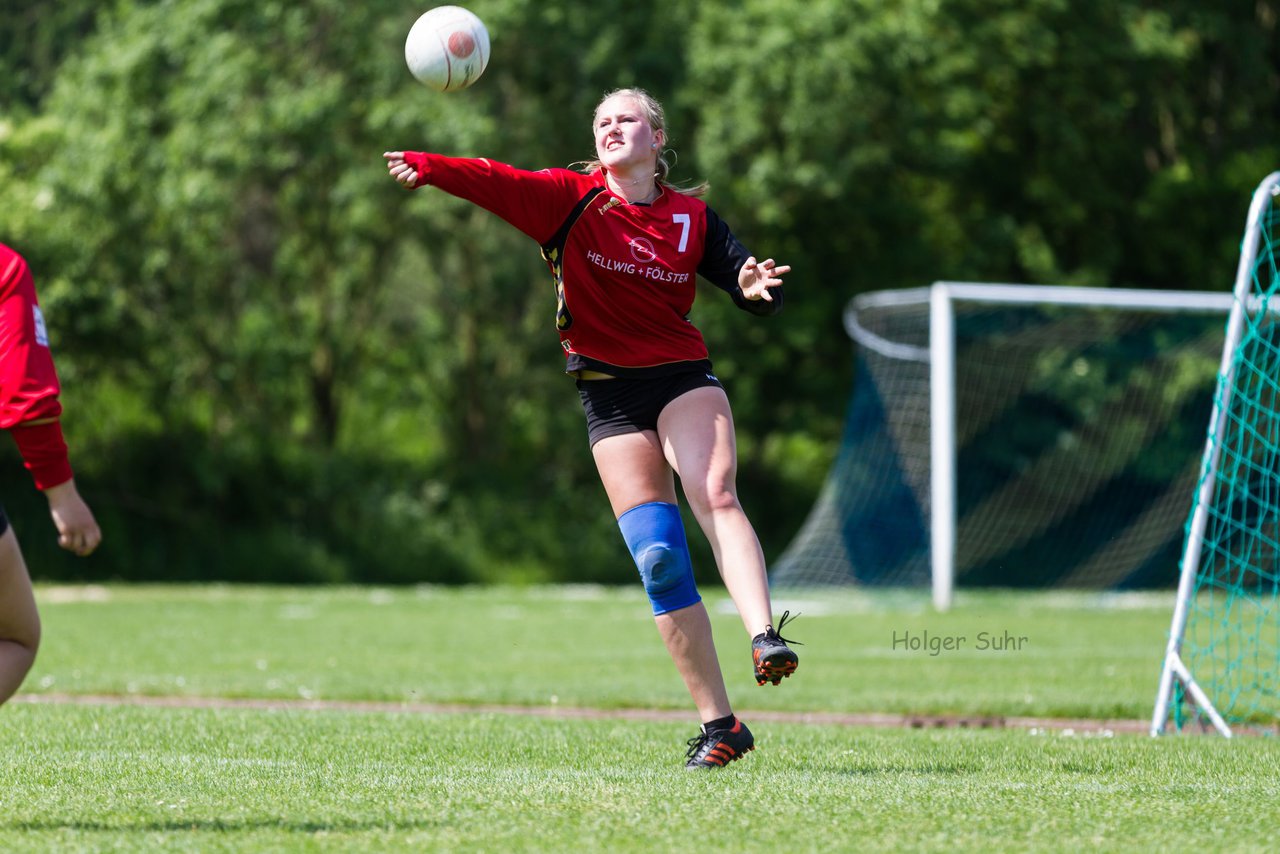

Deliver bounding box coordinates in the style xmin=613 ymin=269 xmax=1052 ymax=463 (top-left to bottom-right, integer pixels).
xmin=1150 ymin=169 xmax=1280 ymax=738
xmin=846 ymin=283 xmax=1241 ymax=612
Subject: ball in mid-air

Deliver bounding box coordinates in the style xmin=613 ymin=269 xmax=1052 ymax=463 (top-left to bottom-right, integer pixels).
xmin=404 ymin=6 xmax=490 ymax=92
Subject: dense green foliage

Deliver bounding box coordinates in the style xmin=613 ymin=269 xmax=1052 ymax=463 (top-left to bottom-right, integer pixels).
xmin=1 ymin=0 xmax=1277 ymax=583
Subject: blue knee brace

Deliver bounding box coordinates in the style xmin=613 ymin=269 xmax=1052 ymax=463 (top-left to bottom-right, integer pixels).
xmin=617 ymin=501 xmax=701 ymax=615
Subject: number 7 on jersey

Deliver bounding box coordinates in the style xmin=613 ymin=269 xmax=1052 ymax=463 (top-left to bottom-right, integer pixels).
xmin=672 ymin=214 xmax=690 ymax=253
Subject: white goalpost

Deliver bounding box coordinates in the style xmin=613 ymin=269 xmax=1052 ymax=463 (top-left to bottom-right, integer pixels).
xmin=924 ymin=283 xmax=1241 ymax=611
xmin=771 ymin=283 xmax=1241 ymax=610
xmin=1150 ymin=170 xmax=1280 ymax=737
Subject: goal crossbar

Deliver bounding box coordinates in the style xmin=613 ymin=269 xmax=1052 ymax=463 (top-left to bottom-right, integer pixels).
xmin=844 ymin=282 xmax=1253 ymax=612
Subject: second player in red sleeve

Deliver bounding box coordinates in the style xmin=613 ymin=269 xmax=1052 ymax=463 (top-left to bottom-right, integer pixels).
xmin=0 ymin=243 xmax=102 ymax=708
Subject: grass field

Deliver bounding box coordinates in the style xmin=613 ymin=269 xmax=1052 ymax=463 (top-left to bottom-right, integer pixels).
xmin=3 ymin=584 xmax=1277 ymax=852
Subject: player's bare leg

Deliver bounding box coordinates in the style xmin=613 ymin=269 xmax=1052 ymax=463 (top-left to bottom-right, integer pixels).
xmin=655 ymin=604 xmax=733 ymax=722
xmin=0 ymin=528 xmax=41 ymax=706
xmin=659 ymin=386 xmax=799 ymax=685
xmin=592 ymin=431 xmax=733 ymax=720
xmin=657 ymin=386 xmax=773 ymax=634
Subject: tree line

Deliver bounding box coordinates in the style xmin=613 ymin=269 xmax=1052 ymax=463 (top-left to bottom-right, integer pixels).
xmin=0 ymin=0 xmax=1276 ymax=584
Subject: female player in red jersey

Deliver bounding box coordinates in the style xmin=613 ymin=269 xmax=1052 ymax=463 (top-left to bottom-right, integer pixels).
xmin=385 ymin=88 xmax=798 ymax=768
xmin=0 ymin=243 xmax=102 ymax=707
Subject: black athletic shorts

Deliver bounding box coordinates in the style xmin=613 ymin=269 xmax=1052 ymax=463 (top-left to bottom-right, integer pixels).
xmin=577 ymin=369 xmax=724 ymax=447
xmin=0 ymin=504 xmax=8 ymax=537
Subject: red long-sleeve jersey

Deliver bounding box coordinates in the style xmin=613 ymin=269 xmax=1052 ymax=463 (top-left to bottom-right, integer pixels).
xmin=402 ymin=153 xmax=782 ymax=374
xmin=0 ymin=243 xmax=73 ymax=490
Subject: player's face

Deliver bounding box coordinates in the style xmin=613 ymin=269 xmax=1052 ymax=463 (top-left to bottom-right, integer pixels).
xmin=594 ymin=96 xmax=662 ymax=170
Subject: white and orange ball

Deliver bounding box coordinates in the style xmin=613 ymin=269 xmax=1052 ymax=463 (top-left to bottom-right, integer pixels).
xmin=404 ymin=6 xmax=491 ymax=92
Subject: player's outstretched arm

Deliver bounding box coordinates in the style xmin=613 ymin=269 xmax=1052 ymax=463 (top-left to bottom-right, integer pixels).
xmin=43 ymin=479 xmax=101 ymax=557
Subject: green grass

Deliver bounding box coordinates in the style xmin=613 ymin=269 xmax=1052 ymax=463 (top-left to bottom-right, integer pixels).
xmin=3 ymin=704 xmax=1278 ymax=853
xmin=3 ymin=584 xmax=1275 ymax=852
xmin=28 ymin=584 xmax=1171 ymax=719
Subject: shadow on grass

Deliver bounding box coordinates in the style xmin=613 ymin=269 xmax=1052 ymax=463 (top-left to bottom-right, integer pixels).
xmin=825 ymin=762 xmax=980 ymax=777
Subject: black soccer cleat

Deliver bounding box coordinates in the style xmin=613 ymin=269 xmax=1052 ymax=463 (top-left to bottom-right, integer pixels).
xmin=753 ymin=610 xmax=801 ymax=686
xmin=684 ymin=717 xmax=755 ymax=769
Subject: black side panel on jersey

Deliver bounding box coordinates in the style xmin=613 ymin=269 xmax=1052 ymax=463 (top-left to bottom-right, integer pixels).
xmin=540 ymin=186 xmax=607 ymax=331
xmin=699 ymin=205 xmax=784 ymax=316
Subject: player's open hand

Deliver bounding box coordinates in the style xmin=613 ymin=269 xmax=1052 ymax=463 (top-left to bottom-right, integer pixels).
xmin=738 ymin=256 xmax=790 ymax=302
xmin=383 ymin=151 xmax=420 ymax=189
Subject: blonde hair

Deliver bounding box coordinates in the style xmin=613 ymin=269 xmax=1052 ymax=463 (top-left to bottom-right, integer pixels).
xmin=573 ymin=87 xmax=708 ymax=198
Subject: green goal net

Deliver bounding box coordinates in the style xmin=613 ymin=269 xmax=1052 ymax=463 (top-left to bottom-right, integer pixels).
xmin=1153 ymin=171 xmax=1280 ymax=736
